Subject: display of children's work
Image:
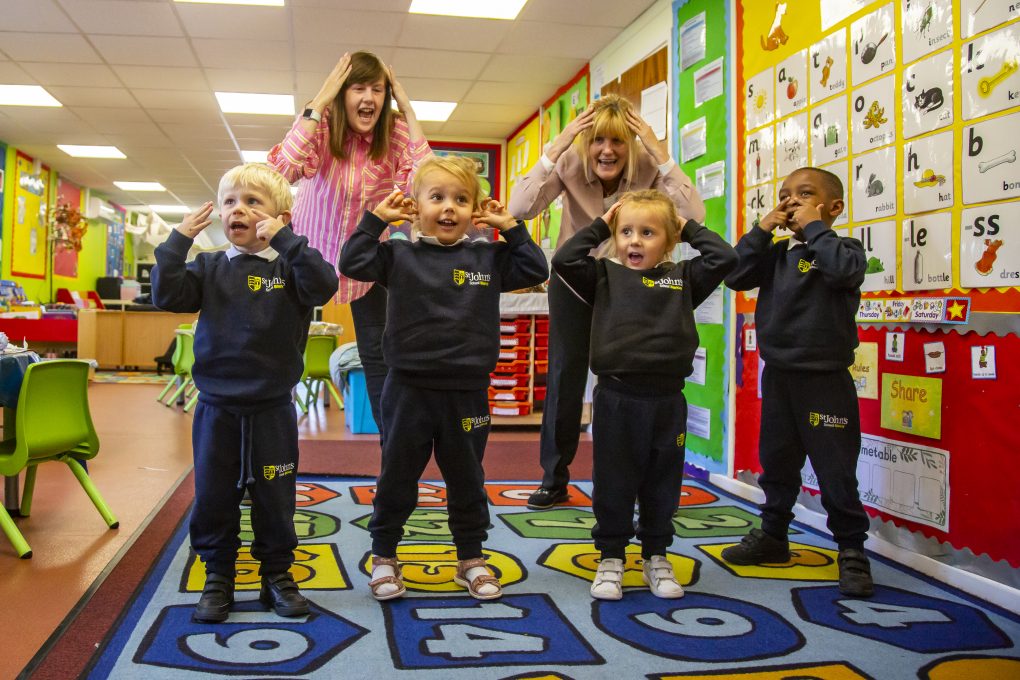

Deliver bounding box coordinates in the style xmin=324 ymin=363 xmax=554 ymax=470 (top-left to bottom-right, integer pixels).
xmin=735 ymin=0 xmax=1020 ymax=569
xmin=10 ymin=151 xmax=50 ymax=279
xmin=431 ymin=142 xmax=502 ymax=202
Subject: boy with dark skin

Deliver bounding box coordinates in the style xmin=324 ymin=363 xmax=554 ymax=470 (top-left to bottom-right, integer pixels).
xmin=724 ymin=167 xmax=874 ymax=597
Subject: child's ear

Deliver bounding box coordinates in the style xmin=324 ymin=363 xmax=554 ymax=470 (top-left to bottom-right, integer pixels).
xmin=278 ymin=209 xmax=292 ymax=225
xmin=827 ymin=198 xmax=845 ymax=221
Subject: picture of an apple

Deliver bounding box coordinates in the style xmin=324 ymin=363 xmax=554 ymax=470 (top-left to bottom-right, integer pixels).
xmin=787 ymin=79 xmax=798 ymax=99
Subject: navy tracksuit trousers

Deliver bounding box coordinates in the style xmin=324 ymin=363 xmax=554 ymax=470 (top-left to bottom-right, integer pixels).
xmin=369 ymin=376 xmax=491 ymax=561
xmin=757 ymin=365 xmax=870 ymax=550
xmin=591 ymin=381 xmax=688 ymax=560
xmin=190 ymin=400 xmax=299 ymax=578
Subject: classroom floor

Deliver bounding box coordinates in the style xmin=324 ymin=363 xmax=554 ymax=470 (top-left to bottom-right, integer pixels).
xmin=0 ymin=381 xmax=559 ymax=679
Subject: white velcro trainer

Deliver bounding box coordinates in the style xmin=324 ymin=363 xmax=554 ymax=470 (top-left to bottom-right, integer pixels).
xmin=590 ymin=558 xmax=625 ymax=600
xmin=643 ymin=555 xmax=685 ymax=598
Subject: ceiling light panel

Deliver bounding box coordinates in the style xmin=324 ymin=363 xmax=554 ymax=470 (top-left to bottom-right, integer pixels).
xmin=0 ymin=85 xmax=62 ymax=107
xmin=409 ymin=0 xmax=528 ymax=20
xmin=58 ymin=145 xmax=126 ymax=158
xmin=215 ymin=91 xmax=294 ymax=115
xmin=114 ymin=182 xmax=167 ymax=191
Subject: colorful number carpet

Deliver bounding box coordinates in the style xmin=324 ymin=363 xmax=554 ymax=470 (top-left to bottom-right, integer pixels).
xmin=75 ymin=477 xmax=1020 ymax=679
xmin=91 ymin=371 xmax=170 ymax=385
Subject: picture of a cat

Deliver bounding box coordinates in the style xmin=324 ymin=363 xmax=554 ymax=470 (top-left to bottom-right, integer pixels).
xmin=914 ymin=87 xmax=944 ymax=114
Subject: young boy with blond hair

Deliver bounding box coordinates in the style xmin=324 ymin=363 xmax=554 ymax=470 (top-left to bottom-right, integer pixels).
xmin=340 ymin=155 xmax=548 ymax=601
xmin=152 ymin=163 xmax=339 ymax=622
xmin=552 ymin=188 xmax=736 ymax=600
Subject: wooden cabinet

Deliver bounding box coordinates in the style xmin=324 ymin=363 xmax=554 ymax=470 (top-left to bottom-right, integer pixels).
xmin=78 ymin=309 xmax=198 ymax=369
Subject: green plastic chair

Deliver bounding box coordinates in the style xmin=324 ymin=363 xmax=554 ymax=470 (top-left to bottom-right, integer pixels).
xmin=157 ymin=324 xmax=194 ymax=404
xmin=160 ymin=328 xmax=199 ymax=411
xmin=0 ymin=359 xmax=118 ymax=559
xmin=296 ymin=334 xmax=343 ymax=414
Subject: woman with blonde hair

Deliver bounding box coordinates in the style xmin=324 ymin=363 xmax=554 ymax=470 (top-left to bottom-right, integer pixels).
xmin=509 ymin=94 xmax=705 ymax=510
xmin=270 ymin=51 xmax=430 ymax=436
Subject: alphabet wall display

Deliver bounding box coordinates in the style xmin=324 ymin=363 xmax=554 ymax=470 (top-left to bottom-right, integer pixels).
xmin=822 ymin=159 xmax=850 ymax=227
xmin=852 ymin=73 xmax=896 ymax=153
xmin=809 ymin=29 xmax=848 ymax=103
xmin=901 ymin=0 xmax=953 ymax=65
xmin=858 ymin=219 xmax=898 ymax=292
xmin=960 ymin=22 xmax=1020 ymax=121
xmin=901 ymin=211 xmax=953 ymax=291
xmin=959 ymin=199 xmax=1020 ymax=288
xmin=902 ymin=49 xmax=954 ymax=139
xmin=962 ymin=109 xmax=1020 ymax=205
xmin=961 ymin=0 xmax=1017 ymax=38
xmin=776 ymin=48 xmax=809 ymax=118
xmin=746 ymin=69 xmax=774 ymax=130
xmin=744 ymin=183 xmax=774 ymax=235
xmin=776 ymin=112 xmax=809 ymax=178
xmin=745 ymin=125 xmax=775 ymax=187
xmin=852 ymin=145 xmax=897 ymax=220
xmin=810 ymin=95 xmax=849 ymax=165
xmin=904 ymin=129 xmax=954 ymax=215
xmin=851 ymin=3 xmax=897 ymax=85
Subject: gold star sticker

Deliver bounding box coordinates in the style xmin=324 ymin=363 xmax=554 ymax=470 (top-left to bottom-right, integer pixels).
xmin=947 ymin=301 xmax=965 ymax=320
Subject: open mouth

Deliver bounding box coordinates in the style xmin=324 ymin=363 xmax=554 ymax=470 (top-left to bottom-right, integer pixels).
xmin=627 ymin=251 xmax=644 ymax=266
xmin=229 ymin=220 xmax=249 ymax=232
xmin=597 ymin=158 xmax=618 ymax=169
xmin=357 ymin=106 xmax=375 ymax=123
xmin=437 ymin=218 xmax=458 ymax=229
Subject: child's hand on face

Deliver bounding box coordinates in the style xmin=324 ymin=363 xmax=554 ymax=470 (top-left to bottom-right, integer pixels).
xmin=176 ymin=202 xmax=214 ymax=239
xmin=252 ymin=209 xmax=288 ymax=242
xmin=758 ymin=197 xmax=792 ymax=233
xmin=601 ymin=200 xmax=624 ymax=225
xmin=790 ymin=202 xmax=824 ymax=233
xmin=472 ymin=198 xmax=517 ymax=231
xmin=372 ymin=188 xmax=416 ymax=224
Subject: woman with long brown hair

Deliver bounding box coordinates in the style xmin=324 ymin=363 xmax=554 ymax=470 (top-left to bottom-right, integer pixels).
xmin=270 ymin=52 xmax=431 ymax=435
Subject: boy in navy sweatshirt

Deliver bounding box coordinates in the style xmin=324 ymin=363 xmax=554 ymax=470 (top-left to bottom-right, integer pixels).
xmin=340 ymin=156 xmax=548 ymax=601
xmin=553 ymin=189 xmax=737 ymax=600
xmin=152 ymin=163 xmax=339 ymax=622
xmin=723 ymin=166 xmax=874 ymax=597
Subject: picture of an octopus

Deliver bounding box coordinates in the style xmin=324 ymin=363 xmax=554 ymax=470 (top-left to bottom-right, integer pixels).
xmin=863 ymin=101 xmax=887 ymax=129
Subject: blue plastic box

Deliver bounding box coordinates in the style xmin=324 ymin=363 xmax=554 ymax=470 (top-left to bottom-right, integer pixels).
xmin=343 ymin=368 xmax=379 ymax=434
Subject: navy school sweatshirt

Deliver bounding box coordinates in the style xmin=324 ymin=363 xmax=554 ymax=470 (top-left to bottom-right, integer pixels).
xmin=552 ymin=217 xmax=737 ymax=392
xmin=339 ymin=211 xmax=549 ymax=390
xmin=724 ymin=221 xmax=866 ymax=371
xmin=151 ymin=226 xmax=340 ymax=410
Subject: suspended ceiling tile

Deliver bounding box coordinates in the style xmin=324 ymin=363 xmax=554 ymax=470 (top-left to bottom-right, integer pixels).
xmin=19 ymin=62 xmax=122 ymax=87
xmin=174 ymin=3 xmax=287 ymax=40
xmin=396 ymin=76 xmax=473 ymax=102
xmin=62 ymin=1 xmax=184 ymax=37
xmin=111 ymin=65 xmax=208 ymax=91
xmin=479 ymin=54 xmax=585 ymax=84
xmin=191 ymin=38 xmax=292 ymax=71
xmin=396 ymin=15 xmax=513 ymax=52
xmin=498 ymin=21 xmax=620 ymax=59
xmin=0 ymin=32 xmax=102 ymax=63
xmin=0 ymin=0 xmax=78 ymax=33
xmin=45 ymin=86 xmax=137 ymax=108
xmin=437 ymin=120 xmax=514 ymax=139
xmin=519 ymin=0 xmax=657 ymax=28
xmin=90 ymin=36 xmax=198 ymax=67
xmin=131 ymin=89 xmax=219 ymax=110
xmin=447 ymin=102 xmax=539 ymax=125
xmin=203 ymin=69 xmax=295 ymax=93
xmin=291 ymin=8 xmax=406 ymax=45
xmin=463 ymin=79 xmax=555 ymax=107
xmin=391 ymin=48 xmax=489 ymax=81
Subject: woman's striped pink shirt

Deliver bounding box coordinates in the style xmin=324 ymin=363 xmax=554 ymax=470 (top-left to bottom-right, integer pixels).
xmin=269 ymin=109 xmax=430 ymax=303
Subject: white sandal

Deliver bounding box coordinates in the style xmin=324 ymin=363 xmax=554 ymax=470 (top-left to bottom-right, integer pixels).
xmin=590 ymin=558 xmax=624 ymax=600
xmin=643 ymin=555 xmax=684 ymax=598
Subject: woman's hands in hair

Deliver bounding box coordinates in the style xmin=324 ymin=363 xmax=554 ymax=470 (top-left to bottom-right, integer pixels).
xmin=625 ymin=108 xmax=670 ymax=165
xmin=545 ymin=104 xmax=595 ymax=163
xmin=473 ymin=198 xmax=518 ymax=232
xmin=372 ymin=188 xmax=417 ymax=224
xmin=311 ymin=52 xmax=352 ymax=112
xmin=387 ymin=65 xmax=411 ymax=115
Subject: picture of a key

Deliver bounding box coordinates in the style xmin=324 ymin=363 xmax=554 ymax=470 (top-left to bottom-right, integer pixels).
xmin=979 ymin=60 xmax=1018 ymax=97
xmin=978 ymin=149 xmax=1016 ymax=173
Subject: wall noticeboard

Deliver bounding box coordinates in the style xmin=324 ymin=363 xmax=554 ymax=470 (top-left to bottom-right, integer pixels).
xmin=11 ymin=151 xmax=49 ymax=280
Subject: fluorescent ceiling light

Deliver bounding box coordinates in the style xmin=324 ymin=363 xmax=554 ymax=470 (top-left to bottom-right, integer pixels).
xmin=175 ymin=0 xmax=285 ymax=6
xmin=408 ymin=100 xmax=457 ymax=122
xmin=149 ymin=205 xmax=191 ymax=214
xmin=241 ymin=150 xmax=269 ymax=163
xmin=215 ymin=91 xmax=294 ymax=115
xmin=58 ymin=145 xmax=126 ymax=159
xmin=114 ymin=181 xmax=166 ymax=191
xmin=409 ymin=0 xmax=527 ymax=20
xmin=0 ymin=85 xmax=62 ymax=107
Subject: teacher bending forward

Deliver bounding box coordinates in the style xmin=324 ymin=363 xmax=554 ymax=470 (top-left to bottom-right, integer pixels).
xmin=508 ymin=94 xmax=705 ymax=509
xmin=270 ymin=51 xmax=431 ymax=437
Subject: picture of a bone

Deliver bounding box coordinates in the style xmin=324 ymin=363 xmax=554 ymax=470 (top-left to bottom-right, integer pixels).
xmin=978 ymin=150 xmax=1016 ymax=173
xmin=978 ymin=60 xmax=1018 ymax=97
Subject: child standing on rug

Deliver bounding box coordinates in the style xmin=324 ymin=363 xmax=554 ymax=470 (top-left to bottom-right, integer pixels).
xmin=339 ymin=156 xmax=548 ymax=601
xmin=552 ymin=189 xmax=737 ymax=600
xmin=152 ymin=163 xmax=339 ymax=622
xmin=723 ymin=166 xmax=874 ymax=598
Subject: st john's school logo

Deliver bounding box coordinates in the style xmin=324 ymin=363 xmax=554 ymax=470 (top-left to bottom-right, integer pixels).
xmin=453 ymin=269 xmax=466 ymax=286
xmin=453 ymin=269 xmax=491 ymax=286
xmin=248 ymin=275 xmax=262 ymax=292
xmin=263 ymin=462 xmax=295 ymax=480
xmin=263 ymin=465 xmax=275 ymax=480
xmin=248 ymin=275 xmax=285 ymax=293
xmin=677 ymin=433 xmax=686 ymax=447
xmin=461 ymin=415 xmax=491 ymax=431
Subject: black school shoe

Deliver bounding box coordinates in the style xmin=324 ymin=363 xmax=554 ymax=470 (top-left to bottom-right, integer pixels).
xmin=837 ymin=548 xmax=875 ymax=597
xmin=720 ymin=528 xmax=791 ymax=565
xmin=194 ymin=573 xmax=234 ymax=623
xmin=527 ymin=486 xmax=569 ymax=509
xmin=260 ymin=572 xmax=310 ymax=617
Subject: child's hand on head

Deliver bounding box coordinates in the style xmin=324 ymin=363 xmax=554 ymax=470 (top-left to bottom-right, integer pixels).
xmin=176 ymin=202 xmax=214 ymax=239
xmin=601 ymin=200 xmax=624 ymax=225
xmin=372 ymin=188 xmax=416 ymax=224
xmin=252 ymin=209 xmax=288 ymax=242
xmin=758 ymin=197 xmax=792 ymax=233
xmin=472 ymin=198 xmax=517 ymax=231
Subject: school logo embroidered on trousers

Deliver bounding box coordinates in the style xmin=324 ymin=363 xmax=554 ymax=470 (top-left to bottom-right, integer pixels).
xmin=461 ymin=415 xmax=491 ymax=432
xmin=263 ymin=465 xmax=276 ymax=480
xmin=809 ymin=411 xmax=848 ymax=428
xmin=677 ymin=433 xmax=686 ymax=447
xmin=461 ymin=418 xmax=473 ymax=432
xmin=248 ymin=275 xmax=262 ymax=292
